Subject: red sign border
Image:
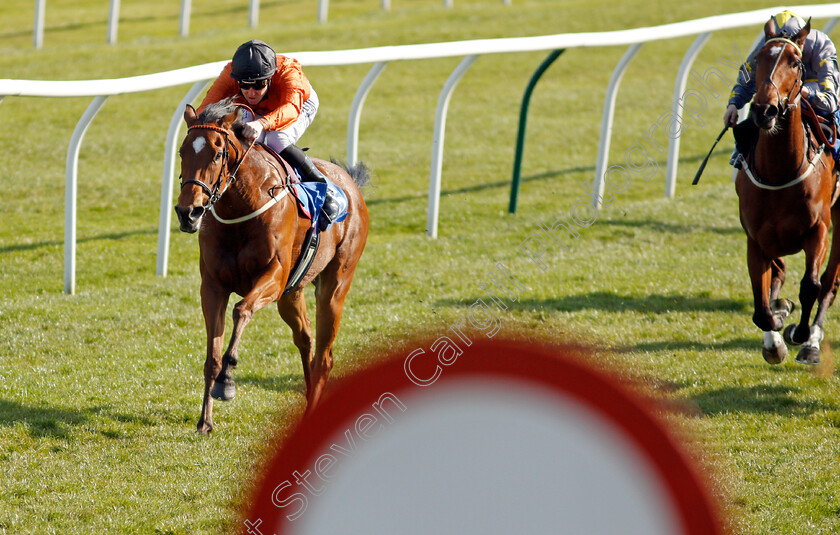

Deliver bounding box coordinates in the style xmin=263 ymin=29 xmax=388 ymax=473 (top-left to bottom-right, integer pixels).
xmin=243 ymin=337 xmax=726 ymax=535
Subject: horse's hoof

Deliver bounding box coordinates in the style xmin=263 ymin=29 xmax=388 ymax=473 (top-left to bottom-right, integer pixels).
xmin=762 ymin=346 xmax=787 ymax=364
xmin=762 ymin=331 xmax=787 ymax=364
xmin=796 ymin=345 xmax=821 ymax=365
xmin=210 ymin=381 xmax=236 ymax=401
xmin=770 ymin=298 xmax=796 ymax=319
xmin=783 ymin=324 xmax=800 ymax=345
xmin=795 ymin=325 xmax=823 ymax=365
xmin=196 ymin=421 xmax=214 ymax=434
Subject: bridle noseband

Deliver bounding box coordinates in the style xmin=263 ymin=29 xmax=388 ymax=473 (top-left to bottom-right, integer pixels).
xmin=763 ymin=37 xmax=805 ymax=117
xmin=180 ymin=123 xmax=255 ymax=208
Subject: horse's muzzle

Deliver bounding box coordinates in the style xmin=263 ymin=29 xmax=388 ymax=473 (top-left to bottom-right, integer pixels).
xmin=174 ymin=205 xmax=205 ymax=233
xmin=750 ymin=102 xmax=778 ymax=130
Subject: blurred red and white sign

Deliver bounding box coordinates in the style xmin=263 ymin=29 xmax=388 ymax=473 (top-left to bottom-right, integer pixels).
xmin=242 ymin=337 xmax=725 ymax=535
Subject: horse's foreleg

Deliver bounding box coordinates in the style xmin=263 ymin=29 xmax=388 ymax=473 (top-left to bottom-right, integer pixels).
xmin=211 ymin=265 xmax=284 ymax=402
xmin=801 ymin=211 xmax=840 ymax=364
xmin=198 ymin=283 xmax=230 ymax=435
xmin=278 ymin=288 xmax=314 ymax=400
xmin=747 ymin=238 xmax=783 ymax=331
xmin=815 ymin=251 xmax=840 ymax=328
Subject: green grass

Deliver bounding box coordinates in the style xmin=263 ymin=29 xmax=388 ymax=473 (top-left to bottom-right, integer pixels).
xmin=2 ymin=0 xmax=840 ymax=533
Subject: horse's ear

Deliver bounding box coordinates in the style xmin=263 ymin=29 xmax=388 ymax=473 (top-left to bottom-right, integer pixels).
xmin=764 ymin=16 xmax=779 ymax=39
xmin=184 ymin=104 xmax=199 ymax=126
xmin=794 ymin=18 xmax=811 ymax=47
xmin=220 ymin=107 xmax=240 ymax=131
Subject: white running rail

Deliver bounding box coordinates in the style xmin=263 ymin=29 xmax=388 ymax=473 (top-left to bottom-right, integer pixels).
xmin=4 ymin=4 xmax=840 ymax=292
xmin=32 ymin=0 xmax=263 ymax=47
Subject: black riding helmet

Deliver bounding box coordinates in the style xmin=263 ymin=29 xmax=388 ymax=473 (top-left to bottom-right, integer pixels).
xmin=231 ymin=40 xmax=277 ymax=82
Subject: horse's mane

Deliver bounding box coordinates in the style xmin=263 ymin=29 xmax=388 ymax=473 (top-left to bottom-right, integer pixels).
xmin=198 ymin=98 xmax=246 ymax=138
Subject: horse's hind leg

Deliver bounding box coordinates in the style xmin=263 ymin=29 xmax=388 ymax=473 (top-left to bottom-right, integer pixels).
xmin=198 ymin=282 xmax=230 ymax=434
xmin=211 ymin=264 xmax=285 ymax=402
xmin=308 ymin=260 xmax=360 ymax=412
xmin=278 ymin=288 xmax=314 ymax=401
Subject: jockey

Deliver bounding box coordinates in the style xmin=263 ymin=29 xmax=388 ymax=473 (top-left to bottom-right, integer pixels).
xmin=197 ymin=40 xmax=340 ymax=231
xmin=723 ymin=10 xmax=840 ymax=163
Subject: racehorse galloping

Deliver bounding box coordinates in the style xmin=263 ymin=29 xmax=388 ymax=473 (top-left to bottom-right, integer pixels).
xmin=736 ymin=18 xmax=839 ymax=365
xmin=175 ymin=101 xmax=369 ymax=434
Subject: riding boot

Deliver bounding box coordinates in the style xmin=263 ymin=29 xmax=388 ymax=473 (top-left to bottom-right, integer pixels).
xmin=281 ymin=144 xmax=341 ymax=231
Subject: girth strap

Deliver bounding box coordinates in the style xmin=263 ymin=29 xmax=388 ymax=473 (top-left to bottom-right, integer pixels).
xmin=284 ymin=225 xmax=320 ymax=294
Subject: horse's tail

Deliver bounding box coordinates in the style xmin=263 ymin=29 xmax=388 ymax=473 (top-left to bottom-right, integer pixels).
xmin=331 ymin=158 xmax=372 ymax=190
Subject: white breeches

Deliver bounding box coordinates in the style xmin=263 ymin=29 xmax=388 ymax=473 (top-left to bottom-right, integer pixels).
xmin=243 ymin=88 xmax=319 ymax=153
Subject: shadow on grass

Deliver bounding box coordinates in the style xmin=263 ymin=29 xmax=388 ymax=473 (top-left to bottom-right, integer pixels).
xmin=366 ymin=148 xmax=732 ymax=206
xmin=235 ymin=373 xmax=305 ymax=395
xmin=0 ymin=399 xmax=156 ymax=440
xmin=595 ymin=217 xmax=742 ymax=236
xmin=692 ymin=384 xmax=836 ymax=416
xmin=437 ymin=292 xmax=747 ymax=314
xmin=616 ymin=337 xmax=759 ymax=353
xmin=366 ymin=166 xmax=589 ymax=206
xmin=0 ymin=228 xmax=156 ymax=254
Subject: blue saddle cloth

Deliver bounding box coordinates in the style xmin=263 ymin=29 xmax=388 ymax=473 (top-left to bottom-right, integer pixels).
xmin=291 ymin=175 xmax=349 ymax=232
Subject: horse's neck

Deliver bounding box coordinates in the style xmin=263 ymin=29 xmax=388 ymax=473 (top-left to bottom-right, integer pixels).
xmin=231 ymin=169 xmax=267 ymax=207
xmin=754 ymin=107 xmax=806 ymax=181
xmin=224 ymin=156 xmax=290 ymax=213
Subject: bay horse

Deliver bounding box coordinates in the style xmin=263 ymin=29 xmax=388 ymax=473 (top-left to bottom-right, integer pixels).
xmin=175 ymin=100 xmax=370 ymax=434
xmin=736 ymin=17 xmax=839 ymax=365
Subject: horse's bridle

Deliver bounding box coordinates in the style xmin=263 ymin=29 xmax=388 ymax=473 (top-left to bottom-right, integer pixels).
xmin=740 ymin=37 xmax=825 ymax=190
xmin=763 ymin=37 xmax=805 ymax=117
xmin=180 ymin=123 xmax=255 ymax=208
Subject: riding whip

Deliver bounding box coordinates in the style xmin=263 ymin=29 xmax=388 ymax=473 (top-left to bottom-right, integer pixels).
xmin=692 ymin=125 xmax=730 ymax=185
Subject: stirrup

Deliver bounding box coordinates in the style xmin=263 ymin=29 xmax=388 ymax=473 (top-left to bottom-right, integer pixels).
xmin=319 ymin=194 xmax=340 ymax=231
xmin=730 ymin=151 xmax=744 ymax=169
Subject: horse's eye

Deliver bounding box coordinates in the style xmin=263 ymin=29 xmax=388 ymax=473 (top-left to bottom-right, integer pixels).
xmin=214 ymin=152 xmax=223 ymax=161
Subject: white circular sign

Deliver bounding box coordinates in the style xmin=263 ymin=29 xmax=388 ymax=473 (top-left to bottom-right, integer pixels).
xmin=243 ymin=338 xmax=724 ymax=535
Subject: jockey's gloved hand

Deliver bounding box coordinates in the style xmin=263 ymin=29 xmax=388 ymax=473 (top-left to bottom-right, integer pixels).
xmin=242 ymin=120 xmax=264 ymax=141
xmin=724 ymin=104 xmax=739 ymax=127
xmin=801 ymin=85 xmax=812 ymax=100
